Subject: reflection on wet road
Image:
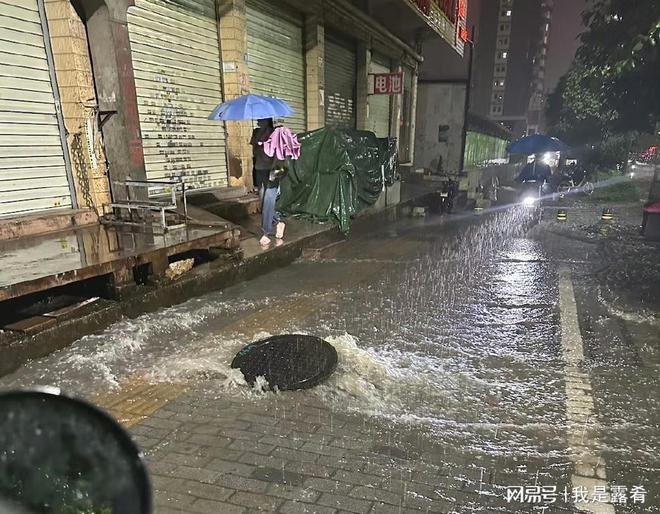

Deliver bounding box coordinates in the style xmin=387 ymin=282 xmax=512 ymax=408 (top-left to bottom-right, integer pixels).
xmin=2 ymin=206 xmax=659 ymax=512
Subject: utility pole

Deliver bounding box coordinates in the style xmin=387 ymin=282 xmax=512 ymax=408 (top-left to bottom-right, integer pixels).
xmin=459 ymin=25 xmax=476 ymax=173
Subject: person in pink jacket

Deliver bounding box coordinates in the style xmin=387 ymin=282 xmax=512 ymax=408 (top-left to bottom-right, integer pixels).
xmin=258 ymin=127 xmax=301 ymax=247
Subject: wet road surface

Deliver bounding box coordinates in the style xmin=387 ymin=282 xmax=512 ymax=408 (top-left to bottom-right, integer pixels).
xmin=1 ymin=204 xmax=658 ymax=513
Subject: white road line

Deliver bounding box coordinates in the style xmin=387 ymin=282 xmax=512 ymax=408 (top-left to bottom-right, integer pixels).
xmin=559 ymin=267 xmax=615 ymax=514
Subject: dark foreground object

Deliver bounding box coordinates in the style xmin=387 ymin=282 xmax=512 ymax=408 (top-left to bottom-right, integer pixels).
xmin=0 ymin=390 xmax=152 ymax=514
xmin=232 ymin=334 xmax=338 ymax=391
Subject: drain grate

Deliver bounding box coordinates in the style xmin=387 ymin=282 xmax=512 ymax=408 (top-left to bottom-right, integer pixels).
xmin=231 ymin=334 xmax=338 ymax=391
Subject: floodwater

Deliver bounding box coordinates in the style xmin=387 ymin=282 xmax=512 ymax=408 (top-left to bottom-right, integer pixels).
xmin=2 ymin=206 xmax=659 ymax=510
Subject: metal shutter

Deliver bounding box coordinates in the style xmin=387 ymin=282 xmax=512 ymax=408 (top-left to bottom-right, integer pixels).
xmin=127 ymin=0 xmax=228 ymax=191
xmin=246 ymin=0 xmax=306 ymax=133
xmin=368 ymin=54 xmax=391 ymax=137
xmin=0 ymin=0 xmax=73 ymax=217
xmin=324 ymin=33 xmax=356 ymax=129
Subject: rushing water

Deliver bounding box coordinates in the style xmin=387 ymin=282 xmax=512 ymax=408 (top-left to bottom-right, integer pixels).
xmin=3 ymin=205 xmax=659 ymax=507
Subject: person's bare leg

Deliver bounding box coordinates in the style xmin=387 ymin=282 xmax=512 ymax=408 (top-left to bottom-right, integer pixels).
xmin=276 ymin=222 xmax=286 ymax=239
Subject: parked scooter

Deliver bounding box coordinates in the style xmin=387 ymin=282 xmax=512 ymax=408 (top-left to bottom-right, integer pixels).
xmin=0 ymin=389 xmax=152 ymax=514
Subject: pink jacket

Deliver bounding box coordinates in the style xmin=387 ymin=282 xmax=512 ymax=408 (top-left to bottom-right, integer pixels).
xmin=263 ymin=127 xmax=301 ymax=161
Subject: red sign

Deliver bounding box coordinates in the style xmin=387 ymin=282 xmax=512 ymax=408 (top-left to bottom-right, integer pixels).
xmin=457 ymin=0 xmax=467 ymax=19
xmin=373 ymin=73 xmax=404 ymax=95
xmin=455 ymin=0 xmax=468 ymax=44
xmin=458 ymin=25 xmax=469 ymax=42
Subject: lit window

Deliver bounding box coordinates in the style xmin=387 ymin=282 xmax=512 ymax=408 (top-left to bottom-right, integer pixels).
xmin=506 ymin=10 xmax=512 ymax=16
xmin=501 ymin=51 xmax=508 ymax=59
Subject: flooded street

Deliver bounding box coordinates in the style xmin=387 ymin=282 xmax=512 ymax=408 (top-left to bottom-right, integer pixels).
xmin=2 ymin=206 xmax=659 ymax=513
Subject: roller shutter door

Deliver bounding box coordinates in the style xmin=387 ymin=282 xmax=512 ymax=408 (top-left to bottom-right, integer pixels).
xmin=368 ymin=54 xmax=391 ymax=137
xmin=0 ymin=0 xmax=74 ymax=217
xmin=127 ymin=0 xmax=228 ymax=191
xmin=325 ymin=33 xmax=356 ymax=129
xmin=246 ymin=0 xmax=306 ymax=133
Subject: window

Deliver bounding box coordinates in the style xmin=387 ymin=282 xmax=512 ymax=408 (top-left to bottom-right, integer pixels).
xmin=498 ymin=51 xmax=508 ymax=60
xmin=506 ymin=9 xmax=512 ymax=16
xmin=493 ymin=79 xmax=505 ymax=88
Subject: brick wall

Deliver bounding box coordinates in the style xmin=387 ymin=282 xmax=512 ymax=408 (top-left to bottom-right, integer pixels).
xmin=305 ymin=15 xmax=324 ymax=130
xmin=218 ymin=0 xmax=253 ymax=188
xmin=45 ymin=0 xmax=111 ymax=213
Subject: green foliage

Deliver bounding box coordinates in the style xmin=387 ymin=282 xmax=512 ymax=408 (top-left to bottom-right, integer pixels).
xmin=589 ymin=171 xmax=641 ymax=203
xmin=547 ymin=0 xmax=660 ymax=142
xmin=546 ymin=62 xmax=614 ymax=142
xmin=582 ymin=133 xmax=637 ymax=172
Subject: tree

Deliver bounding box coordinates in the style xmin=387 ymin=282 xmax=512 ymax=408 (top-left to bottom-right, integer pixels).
xmin=546 ymin=61 xmax=614 ymax=142
xmin=547 ymin=0 xmax=660 ymax=142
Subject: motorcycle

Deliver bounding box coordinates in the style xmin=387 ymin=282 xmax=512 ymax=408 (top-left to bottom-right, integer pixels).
xmin=519 ymin=179 xmax=544 ymax=208
xmin=556 ymin=163 xmax=594 ymax=197
xmin=437 ymin=177 xmax=458 ymax=214
xmin=0 ymin=389 xmax=152 ymax=514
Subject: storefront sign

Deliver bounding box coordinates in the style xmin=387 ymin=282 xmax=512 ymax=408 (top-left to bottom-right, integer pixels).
xmin=372 ymin=73 xmax=404 ymax=95
xmin=456 ymin=0 xmax=469 ymax=43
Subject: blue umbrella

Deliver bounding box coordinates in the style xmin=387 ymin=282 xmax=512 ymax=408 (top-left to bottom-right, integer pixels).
xmin=208 ymin=94 xmax=294 ymax=121
xmin=507 ymin=134 xmax=569 ymax=155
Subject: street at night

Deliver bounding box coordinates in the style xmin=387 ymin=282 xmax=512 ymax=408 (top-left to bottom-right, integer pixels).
xmin=1 ymin=0 xmax=659 ymax=513
xmin=3 ymin=183 xmax=659 ymax=512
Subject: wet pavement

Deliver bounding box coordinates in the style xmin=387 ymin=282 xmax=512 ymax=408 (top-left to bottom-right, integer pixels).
xmin=1 ymin=195 xmax=659 ymax=513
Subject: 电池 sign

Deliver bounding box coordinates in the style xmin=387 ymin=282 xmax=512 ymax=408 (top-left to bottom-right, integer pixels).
xmin=372 ymin=73 xmax=404 ymax=95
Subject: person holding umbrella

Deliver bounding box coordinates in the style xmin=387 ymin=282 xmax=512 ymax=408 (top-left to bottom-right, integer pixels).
xmin=250 ymin=118 xmax=275 ymax=195
xmin=208 ymin=94 xmax=300 ymax=248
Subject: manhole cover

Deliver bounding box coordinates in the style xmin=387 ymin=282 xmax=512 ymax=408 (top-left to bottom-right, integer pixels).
xmin=231 ymin=334 xmax=338 ymax=391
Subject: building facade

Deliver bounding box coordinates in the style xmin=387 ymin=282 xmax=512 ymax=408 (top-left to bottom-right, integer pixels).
xmin=0 ymin=0 xmax=465 ymax=232
xmin=470 ymin=0 xmax=553 ymax=137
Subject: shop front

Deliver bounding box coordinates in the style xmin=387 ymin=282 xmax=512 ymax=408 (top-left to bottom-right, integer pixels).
xmin=324 ymin=31 xmax=357 ymax=129
xmin=367 ymin=53 xmax=392 ymax=138
xmin=127 ymin=0 xmax=229 ymax=191
xmin=0 ymin=0 xmax=75 ymax=217
xmin=246 ymin=0 xmax=306 ymax=133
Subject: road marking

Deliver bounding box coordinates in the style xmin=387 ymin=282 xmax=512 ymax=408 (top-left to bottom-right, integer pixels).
xmin=558 ymin=267 xmax=615 ymax=513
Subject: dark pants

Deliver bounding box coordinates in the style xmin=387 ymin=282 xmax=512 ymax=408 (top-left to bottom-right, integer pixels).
xmin=253 ymin=169 xmax=270 ymax=190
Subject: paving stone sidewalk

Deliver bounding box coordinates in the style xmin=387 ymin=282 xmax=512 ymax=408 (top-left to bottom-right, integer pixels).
xmin=129 ymin=382 xmax=576 ymax=514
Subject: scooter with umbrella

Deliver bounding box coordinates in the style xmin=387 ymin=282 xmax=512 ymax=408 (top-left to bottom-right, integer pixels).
xmin=507 ymin=134 xmax=570 ymax=207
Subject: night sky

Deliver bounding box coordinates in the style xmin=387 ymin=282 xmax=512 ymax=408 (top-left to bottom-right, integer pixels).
xmin=545 ymin=0 xmax=587 ymax=93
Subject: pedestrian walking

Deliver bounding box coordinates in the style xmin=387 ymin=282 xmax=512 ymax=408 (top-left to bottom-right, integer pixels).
xmin=259 ymin=161 xmax=287 ymax=247
xmin=250 ymin=118 xmax=275 ymax=195
xmin=258 ymin=126 xmax=301 ymax=247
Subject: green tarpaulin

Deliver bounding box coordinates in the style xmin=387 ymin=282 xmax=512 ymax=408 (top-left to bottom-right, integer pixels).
xmin=278 ymin=128 xmax=398 ymax=233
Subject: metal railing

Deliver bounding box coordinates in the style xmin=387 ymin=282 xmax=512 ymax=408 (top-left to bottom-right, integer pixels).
xmin=110 ymin=179 xmax=188 ymax=232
